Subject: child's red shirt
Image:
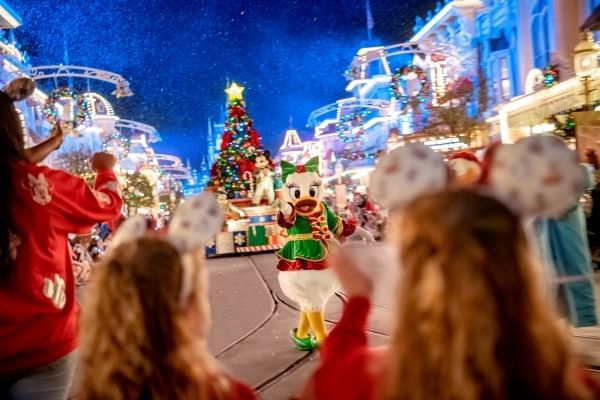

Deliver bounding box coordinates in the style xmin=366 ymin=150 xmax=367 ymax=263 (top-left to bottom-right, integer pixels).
xmin=307 ymin=297 xmax=600 ymax=400
xmin=0 ymin=162 xmax=122 ymax=375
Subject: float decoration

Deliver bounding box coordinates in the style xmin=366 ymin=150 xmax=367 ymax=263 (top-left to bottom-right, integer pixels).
xmin=208 ymin=82 xmax=262 ymax=199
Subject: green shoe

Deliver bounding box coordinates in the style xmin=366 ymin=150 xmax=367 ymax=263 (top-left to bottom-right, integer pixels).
xmin=290 ymin=329 xmax=318 ymax=351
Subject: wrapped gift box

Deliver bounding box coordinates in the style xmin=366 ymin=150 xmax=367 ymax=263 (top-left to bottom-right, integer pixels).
xmin=215 ymin=232 xmax=235 ymax=255
xmin=232 ymin=230 xmax=247 ymax=249
xmin=205 ymin=238 xmax=217 ymax=258
xmin=247 ymin=225 xmax=267 ymax=246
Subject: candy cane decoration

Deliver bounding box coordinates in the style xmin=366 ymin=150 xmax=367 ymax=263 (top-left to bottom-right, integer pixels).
xmin=243 ymin=171 xmax=255 ymax=198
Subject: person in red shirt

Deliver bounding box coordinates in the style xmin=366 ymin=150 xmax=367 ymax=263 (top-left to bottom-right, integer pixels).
xmin=78 ymin=236 xmax=256 ymax=400
xmin=300 ymin=189 xmax=600 ymax=400
xmin=0 ymin=79 xmax=123 ymax=399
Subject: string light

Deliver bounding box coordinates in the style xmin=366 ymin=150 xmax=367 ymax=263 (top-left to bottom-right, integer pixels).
xmin=336 ymin=109 xmax=372 ymax=144
xmin=543 ymin=64 xmax=560 ymax=88
xmin=208 ymin=82 xmax=266 ymax=199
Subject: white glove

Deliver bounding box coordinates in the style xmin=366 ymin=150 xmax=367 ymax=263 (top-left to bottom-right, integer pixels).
xmin=274 ymin=199 xmax=293 ymax=216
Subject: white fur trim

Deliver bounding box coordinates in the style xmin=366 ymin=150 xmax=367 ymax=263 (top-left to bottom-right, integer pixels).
xmin=278 ymin=269 xmax=338 ymax=311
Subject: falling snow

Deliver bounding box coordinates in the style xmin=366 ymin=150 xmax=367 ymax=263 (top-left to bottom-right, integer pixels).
xmin=12 ymin=0 xmax=436 ymax=167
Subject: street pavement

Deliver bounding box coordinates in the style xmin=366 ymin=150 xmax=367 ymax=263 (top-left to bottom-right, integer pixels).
xmin=207 ymin=245 xmax=393 ymax=399
xmin=207 ymin=245 xmax=600 ymax=399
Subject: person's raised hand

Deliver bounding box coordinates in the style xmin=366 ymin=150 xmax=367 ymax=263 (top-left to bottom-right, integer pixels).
xmin=90 ymin=152 xmax=117 ymax=172
xmin=330 ymin=246 xmax=373 ymax=299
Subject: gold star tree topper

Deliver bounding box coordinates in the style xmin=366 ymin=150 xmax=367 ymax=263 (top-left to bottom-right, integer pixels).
xmin=225 ymin=82 xmax=245 ymax=101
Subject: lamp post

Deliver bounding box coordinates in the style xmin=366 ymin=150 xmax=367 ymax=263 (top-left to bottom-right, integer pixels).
xmin=573 ymin=31 xmax=599 ymax=110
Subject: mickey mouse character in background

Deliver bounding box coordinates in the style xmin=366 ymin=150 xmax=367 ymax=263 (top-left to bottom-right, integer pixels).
xmin=448 ymin=151 xmax=481 ymax=186
xmin=275 ymin=157 xmax=374 ymax=351
xmin=252 ymin=150 xmax=275 ymax=206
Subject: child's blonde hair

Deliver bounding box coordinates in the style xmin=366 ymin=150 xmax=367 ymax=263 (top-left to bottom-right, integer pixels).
xmin=79 ymin=237 xmax=230 ymax=400
xmin=384 ymin=189 xmax=591 ymax=400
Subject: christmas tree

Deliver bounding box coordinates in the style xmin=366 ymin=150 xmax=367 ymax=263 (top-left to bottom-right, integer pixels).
xmin=122 ymin=172 xmax=154 ymax=216
xmin=208 ymin=82 xmax=261 ymax=199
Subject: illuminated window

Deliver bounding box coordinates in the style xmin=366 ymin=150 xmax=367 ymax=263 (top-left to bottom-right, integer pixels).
xmin=531 ymin=0 xmax=551 ymax=68
xmin=499 ymin=57 xmax=511 ymax=100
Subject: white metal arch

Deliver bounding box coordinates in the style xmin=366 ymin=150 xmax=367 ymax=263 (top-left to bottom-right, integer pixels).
xmin=114 ymin=119 xmax=160 ymax=143
xmin=154 ymin=153 xmax=192 ymax=180
xmin=345 ymin=42 xmax=461 ymax=81
xmin=308 ymin=98 xmax=391 ymax=127
xmin=82 ymin=92 xmax=115 ymax=116
xmin=27 ymin=65 xmax=134 ymax=97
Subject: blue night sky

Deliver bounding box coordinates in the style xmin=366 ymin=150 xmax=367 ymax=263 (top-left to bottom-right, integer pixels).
xmin=12 ymin=0 xmax=436 ymax=167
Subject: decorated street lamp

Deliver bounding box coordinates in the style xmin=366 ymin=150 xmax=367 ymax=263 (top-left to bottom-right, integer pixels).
xmin=573 ymin=31 xmax=599 ymax=109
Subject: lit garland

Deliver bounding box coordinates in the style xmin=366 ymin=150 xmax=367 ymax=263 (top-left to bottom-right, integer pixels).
xmin=43 ymin=87 xmax=91 ymax=133
xmin=207 ymin=82 xmax=263 ymax=199
xmin=543 ymin=64 xmax=559 ymax=88
xmin=102 ymin=132 xmax=131 ymax=158
xmin=390 ymin=65 xmax=431 ymax=104
xmin=337 ymin=150 xmax=378 ymax=161
xmin=54 ymin=150 xmax=95 ymax=186
xmin=336 ymin=109 xmax=372 ymax=144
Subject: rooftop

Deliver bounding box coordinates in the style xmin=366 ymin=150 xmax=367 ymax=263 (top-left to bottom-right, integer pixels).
xmin=0 ymin=0 xmax=22 ymax=29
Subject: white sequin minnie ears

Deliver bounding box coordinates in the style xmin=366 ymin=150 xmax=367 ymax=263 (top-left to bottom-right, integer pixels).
xmin=2 ymin=77 xmax=36 ymax=101
xmin=110 ymin=192 xmax=224 ymax=305
xmin=370 ymin=136 xmax=584 ymax=218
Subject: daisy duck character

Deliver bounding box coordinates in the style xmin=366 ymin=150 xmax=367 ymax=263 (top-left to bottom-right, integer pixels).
xmin=276 ymin=157 xmax=374 ymax=351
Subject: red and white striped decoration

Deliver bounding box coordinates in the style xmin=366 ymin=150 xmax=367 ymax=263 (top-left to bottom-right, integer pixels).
xmin=236 ymin=244 xmax=282 ymax=253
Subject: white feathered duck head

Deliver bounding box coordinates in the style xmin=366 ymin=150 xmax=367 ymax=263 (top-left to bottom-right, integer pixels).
xmin=280 ymin=157 xmax=324 ymax=216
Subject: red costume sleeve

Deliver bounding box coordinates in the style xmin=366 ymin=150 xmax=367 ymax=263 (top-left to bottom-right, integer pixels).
xmin=310 ymin=297 xmax=373 ymax=399
xmin=229 ymin=379 xmax=258 ymax=400
xmin=49 ymin=168 xmax=123 ymax=234
xmin=320 ymin=296 xmax=370 ymax=363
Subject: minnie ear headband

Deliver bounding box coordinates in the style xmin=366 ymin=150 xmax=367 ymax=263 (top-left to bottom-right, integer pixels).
xmin=369 ymin=136 xmax=584 ymax=218
xmin=110 ymin=192 xmax=224 ymax=306
xmin=2 ymin=77 xmax=36 ymax=102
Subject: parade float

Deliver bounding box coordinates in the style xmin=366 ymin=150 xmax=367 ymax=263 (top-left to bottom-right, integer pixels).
xmin=205 ymin=82 xmax=287 ymax=257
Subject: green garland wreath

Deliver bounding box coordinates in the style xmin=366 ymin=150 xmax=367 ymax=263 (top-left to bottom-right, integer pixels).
xmin=336 ymin=109 xmax=372 ymax=144
xmin=390 ymin=65 xmax=431 ymax=104
xmin=43 ymin=87 xmax=91 ymax=131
